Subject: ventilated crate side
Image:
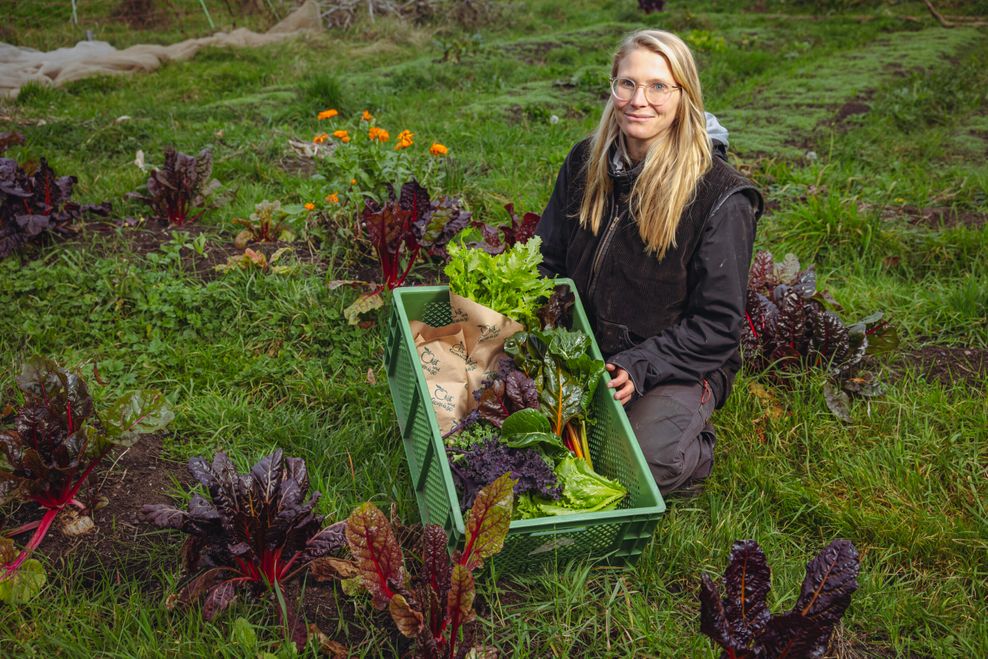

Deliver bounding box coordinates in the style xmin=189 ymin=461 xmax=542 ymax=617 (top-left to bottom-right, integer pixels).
xmin=386 ymin=283 xmax=665 ymax=571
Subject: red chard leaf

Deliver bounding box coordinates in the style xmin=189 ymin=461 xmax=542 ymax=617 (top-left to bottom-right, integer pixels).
xmin=389 ymin=593 xmax=426 ymax=638
xmin=346 ymin=502 xmax=405 ymax=609
xmin=460 ymin=472 xmax=514 ymax=571
xmin=723 ymin=540 xmax=772 ymax=644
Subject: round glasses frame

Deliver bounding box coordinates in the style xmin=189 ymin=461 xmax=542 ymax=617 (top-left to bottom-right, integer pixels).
xmin=610 ymin=77 xmax=682 ymax=105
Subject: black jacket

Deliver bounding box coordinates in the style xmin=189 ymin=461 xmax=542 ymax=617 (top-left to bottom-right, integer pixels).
xmin=536 ymin=139 xmax=763 ymax=407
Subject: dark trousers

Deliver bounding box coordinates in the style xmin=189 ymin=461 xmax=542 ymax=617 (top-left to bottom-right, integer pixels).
xmin=624 ymin=380 xmax=716 ymax=496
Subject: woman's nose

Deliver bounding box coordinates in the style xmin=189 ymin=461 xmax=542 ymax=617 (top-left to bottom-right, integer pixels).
xmin=630 ymin=85 xmax=649 ymax=105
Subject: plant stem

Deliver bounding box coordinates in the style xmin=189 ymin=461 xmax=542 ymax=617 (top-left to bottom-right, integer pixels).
xmin=3 ymin=507 xmax=60 ymax=576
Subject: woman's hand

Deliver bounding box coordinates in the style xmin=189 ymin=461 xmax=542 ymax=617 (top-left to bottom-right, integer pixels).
xmin=606 ymin=364 xmax=635 ymax=406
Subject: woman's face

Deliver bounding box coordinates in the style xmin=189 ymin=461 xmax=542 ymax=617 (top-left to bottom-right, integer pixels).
xmin=612 ymin=47 xmax=681 ymax=159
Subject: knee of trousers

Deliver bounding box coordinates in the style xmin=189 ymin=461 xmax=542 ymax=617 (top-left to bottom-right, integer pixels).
xmin=624 ymin=382 xmax=716 ymax=494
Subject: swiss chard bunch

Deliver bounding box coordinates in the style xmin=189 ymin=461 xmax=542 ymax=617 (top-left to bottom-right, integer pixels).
xmin=141 ymin=450 xmax=346 ymax=650
xmin=444 ymin=237 xmax=554 ymax=328
xmin=0 ymin=157 xmax=110 ymax=259
xmin=332 ymin=473 xmax=514 ymax=659
xmin=700 ymin=539 xmax=860 ymax=659
xmin=131 ymin=146 xmax=220 ymax=226
xmin=469 ymin=202 xmax=540 ymax=255
xmin=505 ymin=327 xmax=606 ymax=468
xmin=741 ymin=251 xmax=899 ymax=420
xmin=360 ymin=179 xmax=471 ymax=292
xmin=0 ymin=358 xmax=173 ymax=577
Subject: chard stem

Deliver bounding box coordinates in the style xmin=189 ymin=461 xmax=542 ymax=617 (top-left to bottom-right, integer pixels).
xmin=3 ymin=507 xmax=60 ymax=576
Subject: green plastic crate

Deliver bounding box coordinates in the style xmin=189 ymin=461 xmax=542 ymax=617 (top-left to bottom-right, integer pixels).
xmin=384 ymin=280 xmax=665 ymax=572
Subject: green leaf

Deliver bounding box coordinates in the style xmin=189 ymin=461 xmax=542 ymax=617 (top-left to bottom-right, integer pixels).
xmin=502 ymin=431 xmax=569 ymax=458
xmin=501 ymin=408 xmax=551 ymax=436
xmin=0 ymin=558 xmax=46 ymax=604
xmin=102 ymin=390 xmax=174 ymax=447
xmin=229 ymin=617 xmax=258 ymax=651
xmin=532 ymin=457 xmax=626 ymax=516
xmin=343 ymin=292 xmax=384 ymax=326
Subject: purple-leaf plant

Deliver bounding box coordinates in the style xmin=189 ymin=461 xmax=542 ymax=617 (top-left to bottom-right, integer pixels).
xmin=0 ymin=157 xmax=111 ymax=259
xmin=314 ymin=472 xmax=515 ymax=659
xmin=360 ymin=179 xmax=471 ymax=293
xmin=700 ymin=539 xmax=860 ymax=659
xmin=130 ymin=146 xmax=219 ymax=226
xmin=0 ymin=358 xmax=172 ymax=577
xmin=741 ymin=251 xmax=899 ymax=420
xmin=141 ymin=450 xmax=346 ymax=650
xmin=469 ymin=202 xmax=540 ymax=255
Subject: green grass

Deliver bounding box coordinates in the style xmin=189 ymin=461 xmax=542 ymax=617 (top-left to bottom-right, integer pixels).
xmin=2 ymin=1 xmax=987 ymax=656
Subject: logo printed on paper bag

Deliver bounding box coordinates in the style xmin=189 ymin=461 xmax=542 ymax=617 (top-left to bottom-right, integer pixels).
xmin=419 ymin=346 xmax=440 ymax=375
xmin=431 ymin=384 xmax=455 ymax=412
xmin=477 ymin=324 xmax=500 ymax=342
xmin=450 ymin=305 xmax=468 ymax=323
xmin=449 ymin=341 xmax=478 ymax=371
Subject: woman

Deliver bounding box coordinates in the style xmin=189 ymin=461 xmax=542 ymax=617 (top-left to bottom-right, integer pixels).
xmin=536 ymin=29 xmax=763 ymax=496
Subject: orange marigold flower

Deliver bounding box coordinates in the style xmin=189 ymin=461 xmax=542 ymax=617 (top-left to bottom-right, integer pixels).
xmin=361 ymin=110 xmax=374 ymax=121
xmin=304 ymin=202 xmax=316 ymax=211
xmin=394 ymin=129 xmax=414 ymax=151
xmin=350 ymin=178 xmax=357 ymax=185
xmin=332 ymin=129 xmax=349 ymax=139
xmin=325 ymin=193 xmax=340 ymax=204
xmin=429 ymin=143 xmax=449 ymax=156
xmin=368 ymin=127 xmax=390 ymax=142
xmin=317 ymin=109 xmax=339 ymax=120
xmin=313 ymin=132 xmax=329 ymax=144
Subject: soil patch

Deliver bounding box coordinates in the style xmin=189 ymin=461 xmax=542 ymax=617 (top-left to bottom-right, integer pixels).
xmin=833 ymin=100 xmax=871 ymax=125
xmin=895 ymin=345 xmax=987 ymax=388
xmin=1 ymin=433 xmax=189 ymax=589
xmin=867 ymin=204 xmax=988 ymax=229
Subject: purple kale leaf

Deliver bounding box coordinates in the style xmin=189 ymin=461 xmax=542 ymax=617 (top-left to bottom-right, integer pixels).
xmin=448 ymin=438 xmax=560 ymax=511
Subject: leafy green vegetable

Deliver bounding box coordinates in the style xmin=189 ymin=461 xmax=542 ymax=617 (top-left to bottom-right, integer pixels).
xmin=504 ymin=327 xmax=605 ymax=466
xmin=515 ymin=457 xmax=626 ymax=518
xmin=444 ymin=237 xmax=554 ymax=327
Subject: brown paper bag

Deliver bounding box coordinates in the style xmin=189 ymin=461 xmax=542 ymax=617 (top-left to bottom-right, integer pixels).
xmin=410 ymin=293 xmax=524 ymax=434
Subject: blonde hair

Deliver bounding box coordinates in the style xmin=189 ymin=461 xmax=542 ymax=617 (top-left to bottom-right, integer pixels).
xmin=579 ymin=30 xmax=712 ymax=259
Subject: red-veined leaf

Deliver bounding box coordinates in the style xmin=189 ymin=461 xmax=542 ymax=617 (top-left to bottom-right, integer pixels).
xmin=723 ymin=540 xmax=772 ymax=645
xmin=389 ymin=593 xmax=426 ymax=638
xmin=459 ymin=473 xmax=515 ymax=571
xmin=345 ymin=502 xmax=404 ymax=609
xmin=445 ymin=563 xmax=477 ymax=649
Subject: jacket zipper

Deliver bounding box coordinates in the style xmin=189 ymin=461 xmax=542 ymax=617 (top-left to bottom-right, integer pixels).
xmin=586 ymin=206 xmax=622 ymax=303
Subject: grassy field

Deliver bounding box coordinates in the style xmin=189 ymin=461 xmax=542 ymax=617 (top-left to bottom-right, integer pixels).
xmin=1 ymin=0 xmax=986 ymax=656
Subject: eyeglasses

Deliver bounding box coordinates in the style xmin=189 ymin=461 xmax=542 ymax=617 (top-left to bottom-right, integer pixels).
xmin=610 ymin=77 xmax=682 ymax=104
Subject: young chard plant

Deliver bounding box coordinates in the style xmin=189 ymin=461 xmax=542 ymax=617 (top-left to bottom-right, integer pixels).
xmin=360 ymin=179 xmax=470 ymax=292
xmin=0 ymin=157 xmax=111 ymax=259
xmin=0 ymin=358 xmax=172 ymax=577
xmin=741 ymin=251 xmax=899 ymax=420
xmin=700 ymin=539 xmax=860 ymax=659
xmin=318 ymin=472 xmax=515 ymax=659
xmin=141 ymin=450 xmax=347 ymax=650
xmin=131 ymin=146 xmax=220 ymax=226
